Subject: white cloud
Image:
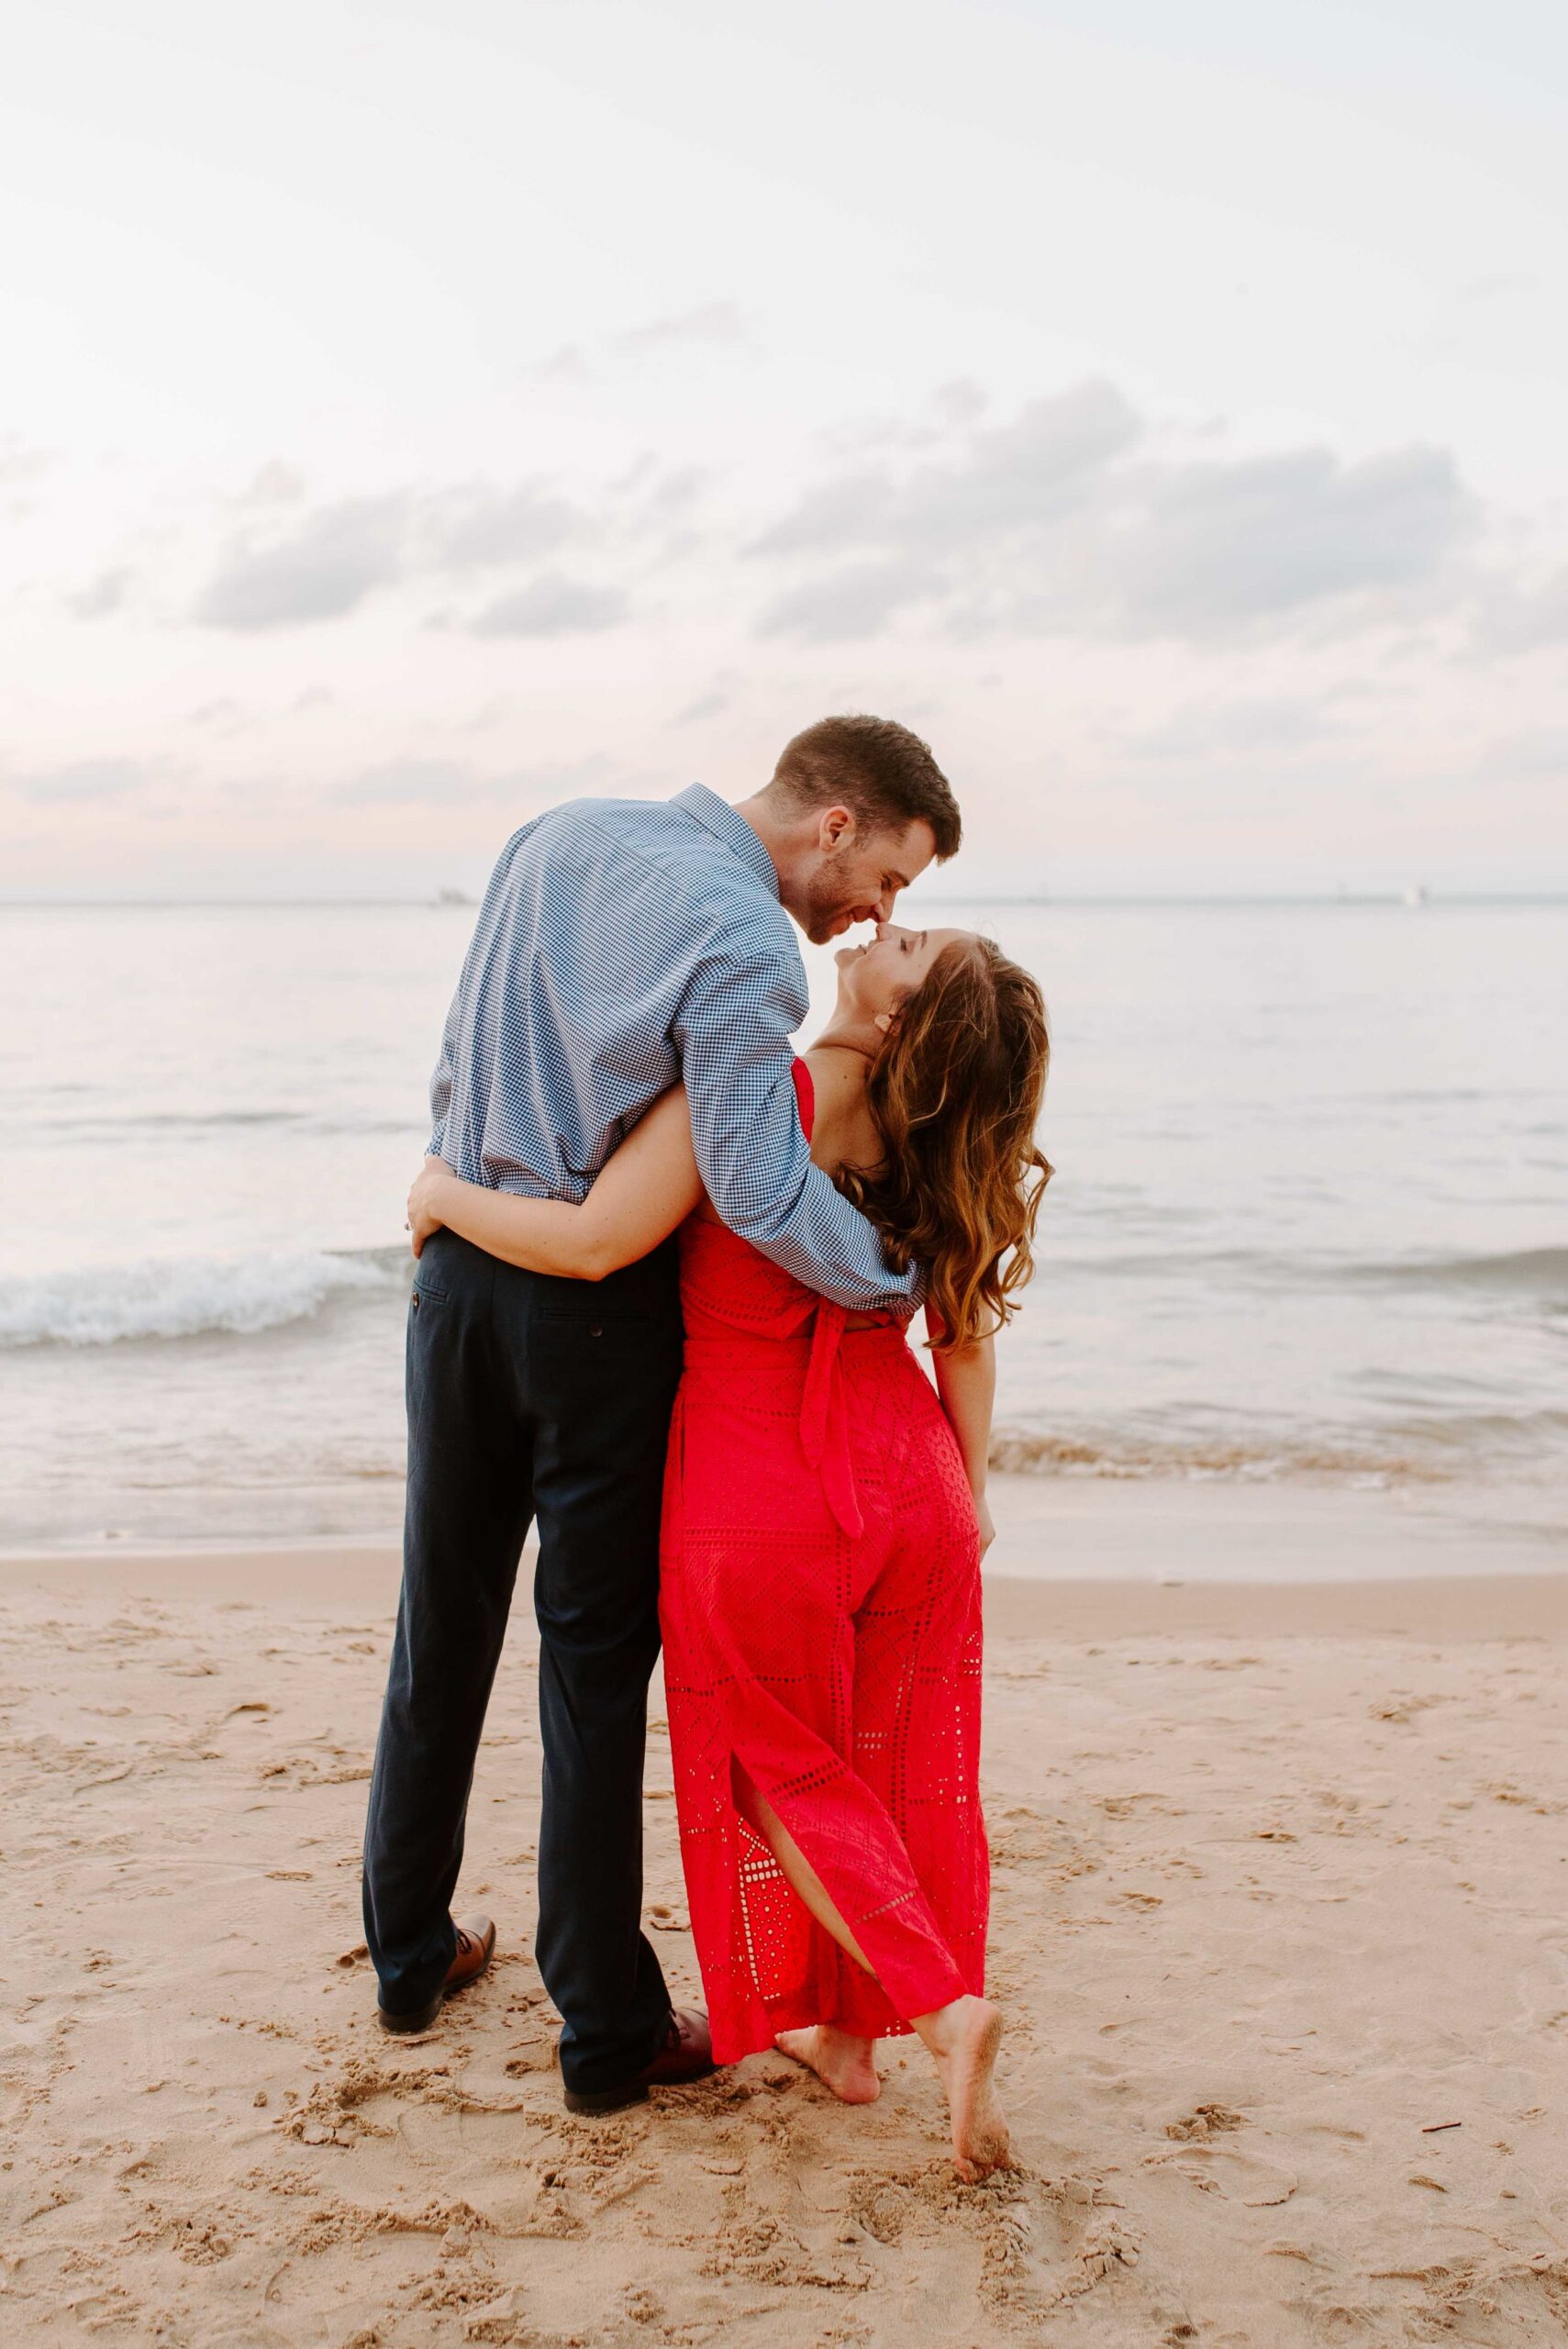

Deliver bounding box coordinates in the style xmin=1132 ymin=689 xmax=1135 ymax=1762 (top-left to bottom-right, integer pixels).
xmin=0 ymin=433 xmax=53 ymax=488
xmin=194 ymin=495 xmax=409 ymax=629
xmin=186 ymin=697 xmax=249 ymax=732
xmin=5 ymin=757 xmax=155 ymax=803
xmin=236 ymin=461 xmax=309 ymax=507
xmin=187 ymin=473 xmax=653 ymax=630
xmin=671 ymin=685 xmax=737 ymax=718
xmin=65 ymin=567 xmax=133 ymax=619
xmin=755 ymin=559 xmax=917 ymax=643
xmin=331 ymin=752 xmax=615 ymax=806
xmin=423 ymin=482 xmax=588 ymax=572
xmin=749 ymin=384 xmax=1476 ymax=646
xmin=1106 ymin=445 xmax=1472 ymax=634
xmin=1476 ymin=726 xmax=1568 ymax=782
xmin=331 ymin=758 xmax=495 ymax=807
xmin=753 ymin=381 xmax=1140 ymax=562
xmin=1129 ymin=693 xmax=1350 ymax=762
xmin=466 ymin=573 xmax=629 ymax=637
xmin=1472 ymin=567 xmax=1568 ymax=655
xmin=534 ymin=301 xmax=746 ymax=383
xmin=617 ymin=300 xmax=745 ymax=353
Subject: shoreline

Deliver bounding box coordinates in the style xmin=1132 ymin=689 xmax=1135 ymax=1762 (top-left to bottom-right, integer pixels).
xmin=4 ymin=1552 xmax=1565 ymax=1641
xmin=4 ymin=1471 xmax=1562 ymax=1632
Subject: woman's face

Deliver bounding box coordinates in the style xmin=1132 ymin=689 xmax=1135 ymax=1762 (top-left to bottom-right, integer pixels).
xmin=832 ymin=922 xmax=973 ymax=1026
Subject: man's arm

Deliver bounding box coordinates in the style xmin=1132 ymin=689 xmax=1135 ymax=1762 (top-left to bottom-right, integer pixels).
xmin=673 ymin=942 xmax=917 ymax=1313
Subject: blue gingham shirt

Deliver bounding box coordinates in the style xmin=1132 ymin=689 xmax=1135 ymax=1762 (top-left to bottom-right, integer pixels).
xmin=428 ymin=783 xmax=916 ymax=1312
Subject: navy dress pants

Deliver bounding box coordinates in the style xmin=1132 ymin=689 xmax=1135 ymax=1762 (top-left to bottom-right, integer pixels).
xmin=362 ymin=1227 xmax=683 ymax=2098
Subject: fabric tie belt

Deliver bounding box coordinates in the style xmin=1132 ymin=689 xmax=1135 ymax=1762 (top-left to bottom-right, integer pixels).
xmin=679 ymin=1299 xmax=902 ymax=1544
xmin=798 ymin=1301 xmax=895 ymax=1542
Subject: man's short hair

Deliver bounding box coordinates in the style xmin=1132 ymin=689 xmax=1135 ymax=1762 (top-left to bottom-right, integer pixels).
xmin=771 ymin=714 xmax=962 ymax=862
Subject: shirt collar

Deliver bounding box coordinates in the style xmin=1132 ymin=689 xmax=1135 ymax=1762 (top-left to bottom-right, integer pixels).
xmin=673 ymin=782 xmax=781 ymax=900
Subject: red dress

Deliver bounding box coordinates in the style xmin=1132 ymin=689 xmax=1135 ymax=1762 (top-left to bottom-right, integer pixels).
xmin=659 ymin=1060 xmax=988 ymax=2059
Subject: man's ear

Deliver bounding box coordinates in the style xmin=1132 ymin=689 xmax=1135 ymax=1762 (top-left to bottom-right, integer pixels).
xmin=818 ymin=805 xmax=856 ymax=852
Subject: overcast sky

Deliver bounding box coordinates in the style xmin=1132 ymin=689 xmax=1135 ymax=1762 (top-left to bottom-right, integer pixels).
xmin=4 ymin=0 xmax=1565 ymax=896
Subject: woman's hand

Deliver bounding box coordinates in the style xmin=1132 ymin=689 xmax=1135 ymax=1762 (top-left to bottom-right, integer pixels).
xmin=973 ymin=1488 xmax=995 ymax=1559
xmin=407 ymin=1156 xmax=453 ymax=1259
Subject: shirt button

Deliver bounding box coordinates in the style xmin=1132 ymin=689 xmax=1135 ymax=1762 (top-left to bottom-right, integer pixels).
xmin=589 ymin=1323 xmax=603 ymax=1338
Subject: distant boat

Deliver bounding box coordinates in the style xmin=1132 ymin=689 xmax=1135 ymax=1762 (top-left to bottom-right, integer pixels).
xmin=435 ymin=887 xmax=475 ymax=907
xmin=1401 ymin=884 xmax=1429 ymax=909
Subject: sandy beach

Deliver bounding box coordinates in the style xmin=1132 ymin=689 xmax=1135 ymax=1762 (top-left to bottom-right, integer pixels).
xmin=5 ymin=1478 xmax=1568 ymax=2347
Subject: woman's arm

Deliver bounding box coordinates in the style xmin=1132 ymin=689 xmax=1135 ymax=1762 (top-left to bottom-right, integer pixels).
xmin=407 ymin=1085 xmax=703 ymax=1279
xmin=927 ymin=1308 xmax=997 ymax=1556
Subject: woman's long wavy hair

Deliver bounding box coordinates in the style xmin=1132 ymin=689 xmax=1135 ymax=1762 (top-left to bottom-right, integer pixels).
xmin=838 ymin=937 xmax=1052 ymax=1352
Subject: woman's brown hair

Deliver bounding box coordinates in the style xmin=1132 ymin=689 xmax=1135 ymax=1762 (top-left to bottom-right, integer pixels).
xmin=838 ymin=937 xmax=1052 ymax=1351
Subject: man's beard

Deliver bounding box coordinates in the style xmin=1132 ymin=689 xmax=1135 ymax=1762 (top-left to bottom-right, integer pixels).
xmin=798 ymin=869 xmax=860 ymax=945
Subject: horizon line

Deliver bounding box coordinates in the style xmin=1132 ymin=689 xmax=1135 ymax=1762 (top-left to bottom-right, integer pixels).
xmin=3 ymin=891 xmax=1567 ymax=912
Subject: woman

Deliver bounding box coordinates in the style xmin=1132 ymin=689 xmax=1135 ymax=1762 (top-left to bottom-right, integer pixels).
xmin=407 ymin=922 xmax=1051 ymax=2179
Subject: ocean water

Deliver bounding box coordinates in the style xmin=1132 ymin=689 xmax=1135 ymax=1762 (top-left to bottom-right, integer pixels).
xmin=3 ymin=896 xmax=1564 ymax=1553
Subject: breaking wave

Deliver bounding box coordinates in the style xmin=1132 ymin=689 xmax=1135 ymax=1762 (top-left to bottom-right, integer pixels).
xmin=0 ymin=1247 xmax=407 ymax=1350
xmin=984 ymin=1423 xmax=1436 ymax=1486
xmin=1072 ymin=1243 xmax=1568 ymax=1308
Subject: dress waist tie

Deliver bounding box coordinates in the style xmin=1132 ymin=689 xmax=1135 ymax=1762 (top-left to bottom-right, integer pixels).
xmin=797 ymin=1302 xmax=865 ymax=1540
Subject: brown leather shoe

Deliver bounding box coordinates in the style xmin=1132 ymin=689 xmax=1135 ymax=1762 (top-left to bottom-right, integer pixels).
xmin=378 ymin=1913 xmax=495 ymax=2034
xmin=562 ymin=2006 xmax=717 ymax=2115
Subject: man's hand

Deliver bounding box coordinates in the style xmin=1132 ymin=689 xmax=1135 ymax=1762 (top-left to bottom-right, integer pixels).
xmin=407 ymin=1155 xmax=453 ymax=1259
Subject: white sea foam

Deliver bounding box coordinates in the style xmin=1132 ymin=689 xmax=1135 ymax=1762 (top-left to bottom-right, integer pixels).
xmin=0 ymin=1249 xmax=403 ymax=1350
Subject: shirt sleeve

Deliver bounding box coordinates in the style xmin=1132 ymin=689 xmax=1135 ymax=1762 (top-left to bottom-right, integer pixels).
xmin=673 ymin=939 xmax=917 ymax=1312
xmin=426 ymin=815 xmax=545 ymax=1163
xmin=427 ymin=984 xmax=462 ymax=1158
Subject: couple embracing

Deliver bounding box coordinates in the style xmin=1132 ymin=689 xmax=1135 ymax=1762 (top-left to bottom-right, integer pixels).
xmin=361 ymin=715 xmax=1051 ymax=2182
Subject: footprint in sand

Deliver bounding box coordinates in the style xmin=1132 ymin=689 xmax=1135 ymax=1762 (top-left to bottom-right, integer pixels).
xmin=1165 ymin=2102 xmax=1248 ymax=2142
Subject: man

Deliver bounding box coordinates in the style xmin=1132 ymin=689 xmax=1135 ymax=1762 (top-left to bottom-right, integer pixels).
xmin=362 ymin=713 xmax=962 ymax=2115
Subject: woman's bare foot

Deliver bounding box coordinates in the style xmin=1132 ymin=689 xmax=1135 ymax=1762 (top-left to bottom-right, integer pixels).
xmin=774 ymin=2024 xmax=881 ymax=2105
xmin=915 ymin=1996 xmax=1012 ymax=2181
